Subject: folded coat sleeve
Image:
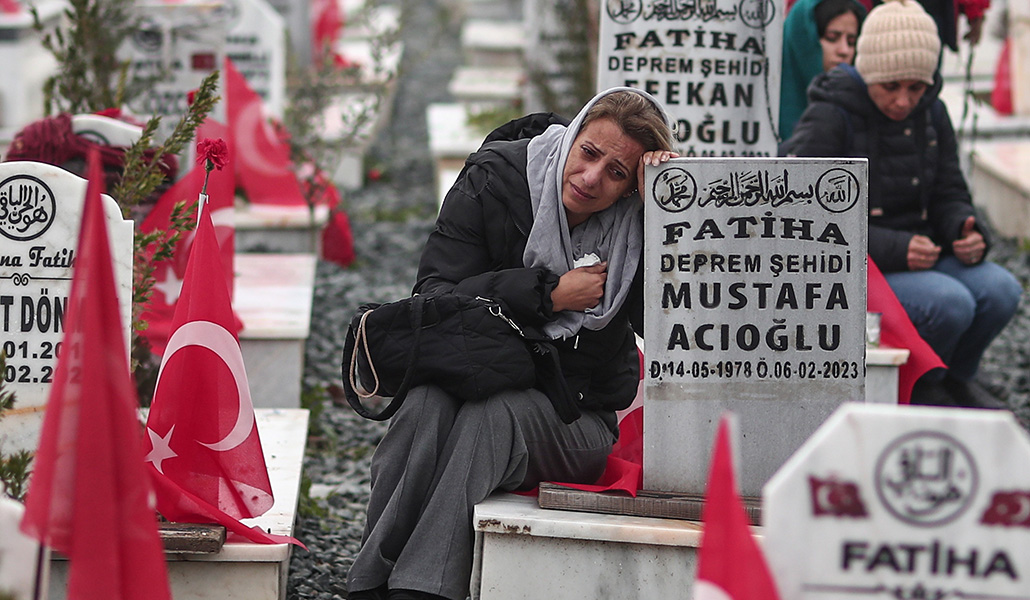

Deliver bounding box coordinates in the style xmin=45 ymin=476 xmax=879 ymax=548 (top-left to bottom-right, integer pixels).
xmin=414 ymin=162 xmax=558 ymax=326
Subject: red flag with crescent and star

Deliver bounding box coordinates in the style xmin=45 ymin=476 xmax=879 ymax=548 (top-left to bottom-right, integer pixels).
xmin=21 ymin=148 xmax=172 ymax=600
xmin=225 ymin=57 xmax=306 ymax=206
xmin=140 ymin=121 xmax=238 ymax=356
xmin=693 ymin=413 xmax=782 ymax=600
xmin=144 ymin=208 xmax=301 ymax=546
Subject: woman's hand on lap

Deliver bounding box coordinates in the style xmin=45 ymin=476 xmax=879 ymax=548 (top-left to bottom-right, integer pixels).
xmin=953 ymin=216 xmax=986 ymax=265
xmin=907 ymin=234 xmax=940 ymax=270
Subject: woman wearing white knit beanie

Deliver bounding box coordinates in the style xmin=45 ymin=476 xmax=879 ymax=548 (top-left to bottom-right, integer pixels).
xmin=782 ymin=0 xmax=1022 ymax=409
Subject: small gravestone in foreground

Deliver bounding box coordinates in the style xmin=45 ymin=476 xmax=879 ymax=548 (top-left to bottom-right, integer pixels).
xmin=764 ymin=403 xmax=1030 ymax=599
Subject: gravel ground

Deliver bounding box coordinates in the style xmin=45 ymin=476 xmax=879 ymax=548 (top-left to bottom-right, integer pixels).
xmin=286 ymin=2 xmax=1030 ymax=597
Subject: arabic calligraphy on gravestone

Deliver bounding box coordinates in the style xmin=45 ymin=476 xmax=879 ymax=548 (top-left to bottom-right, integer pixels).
xmin=764 ymin=404 xmax=1030 ymax=600
xmin=642 ymin=157 xmax=867 ymax=497
xmin=0 ymin=162 xmax=133 ymax=454
xmin=597 ymin=0 xmax=783 ymax=157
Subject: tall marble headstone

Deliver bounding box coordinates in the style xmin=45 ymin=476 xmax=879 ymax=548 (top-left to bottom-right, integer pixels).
xmin=226 ymin=0 xmax=287 ymax=119
xmin=642 ymin=157 xmax=867 ymax=497
xmin=0 ymin=162 xmax=133 ymax=454
xmin=597 ymin=0 xmax=783 ymax=156
xmin=764 ymin=403 xmax=1030 ymax=600
xmin=120 ymin=1 xmax=228 ymax=140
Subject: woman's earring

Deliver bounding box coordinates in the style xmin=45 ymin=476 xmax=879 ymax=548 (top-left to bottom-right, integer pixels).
xmin=624 ymin=188 xmax=638 ymax=198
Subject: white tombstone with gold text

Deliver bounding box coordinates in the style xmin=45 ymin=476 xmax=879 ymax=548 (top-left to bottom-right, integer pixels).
xmin=764 ymin=403 xmax=1030 ymax=600
xmin=0 ymin=162 xmax=133 ymax=454
xmin=598 ymin=0 xmax=782 ymax=157
xmin=643 ymin=157 xmax=867 ymax=497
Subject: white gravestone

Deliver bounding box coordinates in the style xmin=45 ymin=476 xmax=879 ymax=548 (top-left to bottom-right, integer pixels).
xmin=225 ymin=0 xmax=287 ymax=119
xmin=0 ymin=493 xmax=48 ymax=600
xmin=0 ymin=1 xmax=63 ymax=140
xmin=597 ymin=0 xmax=783 ymax=157
xmin=1012 ymin=0 xmax=1030 ymax=116
xmin=642 ymin=157 xmax=867 ymax=497
xmin=70 ymin=114 xmax=143 ymax=147
xmin=264 ymin=0 xmax=309 ymax=66
xmin=0 ymin=162 xmax=133 ymax=454
xmin=764 ymin=403 xmax=1030 ymax=600
xmin=120 ymin=1 xmax=228 ymax=141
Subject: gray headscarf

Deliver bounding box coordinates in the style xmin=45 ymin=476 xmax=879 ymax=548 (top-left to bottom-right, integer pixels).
xmin=523 ymin=87 xmax=671 ymax=340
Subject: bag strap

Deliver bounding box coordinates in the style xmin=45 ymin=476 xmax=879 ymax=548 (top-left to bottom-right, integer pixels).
xmin=342 ymin=295 xmax=426 ymax=421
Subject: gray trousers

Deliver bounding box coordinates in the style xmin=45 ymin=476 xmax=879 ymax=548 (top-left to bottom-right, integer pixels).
xmin=347 ymin=384 xmax=616 ymax=600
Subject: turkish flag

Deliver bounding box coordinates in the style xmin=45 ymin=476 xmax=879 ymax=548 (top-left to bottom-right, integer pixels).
xmin=693 ymin=413 xmax=782 ymax=600
xmin=981 ymin=490 xmax=1030 ymax=527
xmin=808 ymin=476 xmax=869 ymax=518
xmin=144 ymin=209 xmax=300 ymax=546
xmin=311 ymin=0 xmax=343 ymax=57
xmin=140 ymin=120 xmax=238 ymax=356
xmin=867 ymin=257 xmax=946 ymax=404
xmin=225 ymin=58 xmax=307 ymax=206
xmin=21 ymin=148 xmax=172 ymax=600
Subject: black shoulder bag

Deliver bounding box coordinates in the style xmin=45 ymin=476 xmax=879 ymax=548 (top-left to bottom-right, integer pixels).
xmin=341 ymin=294 xmax=534 ymax=420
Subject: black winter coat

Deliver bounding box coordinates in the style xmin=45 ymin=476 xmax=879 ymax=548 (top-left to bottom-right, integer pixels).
xmin=414 ymin=115 xmax=643 ymax=432
xmin=781 ymin=65 xmax=984 ymax=273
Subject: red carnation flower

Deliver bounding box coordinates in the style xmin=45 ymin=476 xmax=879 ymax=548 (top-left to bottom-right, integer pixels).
xmin=196 ymin=138 xmax=228 ymax=172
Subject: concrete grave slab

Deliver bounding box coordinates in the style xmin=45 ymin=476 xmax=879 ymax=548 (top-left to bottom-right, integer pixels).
xmin=764 ymin=403 xmax=1030 ymax=600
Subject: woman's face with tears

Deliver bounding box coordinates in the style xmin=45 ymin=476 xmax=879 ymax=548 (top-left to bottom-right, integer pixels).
xmin=562 ymin=118 xmax=644 ymax=229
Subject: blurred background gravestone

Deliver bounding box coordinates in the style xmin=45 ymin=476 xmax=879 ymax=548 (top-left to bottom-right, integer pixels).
xmin=597 ymin=0 xmax=783 ymax=156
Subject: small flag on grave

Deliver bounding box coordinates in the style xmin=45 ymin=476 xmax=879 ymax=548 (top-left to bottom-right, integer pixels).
xmin=21 ymin=148 xmax=172 ymax=600
xmin=144 ymin=208 xmax=302 ymax=547
xmin=694 ymin=413 xmax=782 ymax=600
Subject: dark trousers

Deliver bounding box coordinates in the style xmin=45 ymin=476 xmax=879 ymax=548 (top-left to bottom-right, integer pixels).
xmin=347 ymin=384 xmax=615 ymax=600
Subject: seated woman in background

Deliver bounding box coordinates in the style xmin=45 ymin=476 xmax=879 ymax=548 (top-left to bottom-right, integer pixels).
xmin=781 ymin=0 xmax=1021 ymax=408
xmin=780 ymin=0 xmax=868 ymax=141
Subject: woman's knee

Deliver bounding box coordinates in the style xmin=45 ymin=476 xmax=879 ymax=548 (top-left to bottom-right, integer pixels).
xmin=921 ymin=285 xmax=977 ymax=332
xmin=978 ymin=268 xmax=1022 ymax=322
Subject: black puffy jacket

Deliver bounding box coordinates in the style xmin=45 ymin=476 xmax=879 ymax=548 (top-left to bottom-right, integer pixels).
xmin=414 ymin=114 xmax=643 ymax=431
xmin=781 ymin=65 xmax=983 ymax=273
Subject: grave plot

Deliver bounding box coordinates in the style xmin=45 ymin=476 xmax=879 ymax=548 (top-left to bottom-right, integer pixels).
xmin=48 ymin=408 xmax=310 ymax=600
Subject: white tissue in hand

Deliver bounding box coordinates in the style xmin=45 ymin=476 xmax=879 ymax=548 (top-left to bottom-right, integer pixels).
xmin=573 ymin=253 xmax=601 ymax=268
